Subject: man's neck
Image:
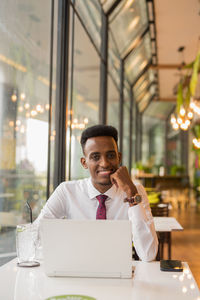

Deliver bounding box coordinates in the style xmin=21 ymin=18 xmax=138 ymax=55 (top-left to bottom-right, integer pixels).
xmin=92 ymin=180 xmax=112 ymax=194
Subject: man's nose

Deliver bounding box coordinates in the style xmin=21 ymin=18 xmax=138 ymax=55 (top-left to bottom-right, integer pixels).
xmin=99 ymin=156 xmax=109 ymax=167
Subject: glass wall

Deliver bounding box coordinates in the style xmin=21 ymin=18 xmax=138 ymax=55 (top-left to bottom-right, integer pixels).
xmin=142 ymin=115 xmax=165 ymax=174
xmin=0 ymin=0 xmax=52 ymax=264
xmin=67 ymin=7 xmax=100 ymax=180
xmin=123 ymin=84 xmax=130 ymax=167
xmin=107 ymin=75 xmax=120 ymax=132
xmin=166 ymin=125 xmax=182 ymax=175
xmin=0 ymin=0 xmax=173 ymax=266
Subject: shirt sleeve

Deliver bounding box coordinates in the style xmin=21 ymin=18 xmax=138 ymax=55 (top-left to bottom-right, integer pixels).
xmin=128 ymin=182 xmax=158 ymax=262
xmin=34 ymin=182 xmax=68 ymax=224
xmin=33 ymin=183 xmax=68 ymax=257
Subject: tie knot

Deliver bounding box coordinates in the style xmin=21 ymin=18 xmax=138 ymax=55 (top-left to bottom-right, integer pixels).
xmin=96 ymin=194 xmax=108 ymax=204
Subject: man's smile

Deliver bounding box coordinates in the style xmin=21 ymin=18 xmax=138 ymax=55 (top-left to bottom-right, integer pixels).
xmin=97 ymin=169 xmax=115 ymax=176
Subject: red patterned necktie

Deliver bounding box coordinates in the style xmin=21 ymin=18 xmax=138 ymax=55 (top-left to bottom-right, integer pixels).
xmin=96 ymin=195 xmax=108 ymax=219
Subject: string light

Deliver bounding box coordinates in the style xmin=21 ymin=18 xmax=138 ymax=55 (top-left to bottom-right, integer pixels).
xmin=20 ymin=93 xmax=26 ymax=101
xmin=170 ymin=100 xmax=200 ymax=131
xmin=11 ymin=94 xmax=17 ymax=102
xmin=24 ymin=103 xmax=30 ymax=109
xmin=45 ymin=104 xmax=50 ymax=110
xmin=31 ymin=110 xmax=37 ymax=117
xmin=36 ymin=104 xmax=42 ymax=112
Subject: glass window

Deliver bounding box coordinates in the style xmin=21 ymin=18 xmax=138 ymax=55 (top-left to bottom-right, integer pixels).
xmin=109 ymin=0 xmax=148 ymax=58
xmin=107 ymin=74 xmax=120 ymax=132
xmin=133 ymin=69 xmax=156 ymax=99
xmin=67 ymin=14 xmax=100 ymax=180
xmin=49 ymin=1 xmax=58 ymax=194
xmin=75 ymin=0 xmax=102 ymax=52
xmin=125 ymin=32 xmax=151 ymax=84
xmin=108 ymin=32 xmax=121 ymax=88
xmin=123 ymin=84 xmax=130 ymax=168
xmin=0 ymin=0 xmax=52 ymax=265
xmin=142 ymin=116 xmax=165 ymax=174
xmin=166 ymin=126 xmax=182 ymax=175
xmin=100 ymin=0 xmax=116 ymax=13
xmin=138 ymin=92 xmax=152 ymax=112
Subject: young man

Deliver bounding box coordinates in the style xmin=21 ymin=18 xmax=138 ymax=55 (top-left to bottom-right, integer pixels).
xmin=36 ymin=125 xmax=158 ymax=261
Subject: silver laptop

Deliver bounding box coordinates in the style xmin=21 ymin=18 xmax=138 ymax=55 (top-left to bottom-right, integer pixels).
xmin=40 ymin=219 xmax=133 ymax=278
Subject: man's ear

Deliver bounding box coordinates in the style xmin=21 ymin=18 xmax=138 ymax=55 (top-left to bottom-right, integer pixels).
xmin=118 ymin=152 xmax=122 ymax=164
xmin=81 ymin=157 xmax=88 ymax=169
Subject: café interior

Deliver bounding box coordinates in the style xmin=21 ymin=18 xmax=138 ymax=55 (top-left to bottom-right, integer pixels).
xmin=0 ymin=0 xmax=200 ymax=293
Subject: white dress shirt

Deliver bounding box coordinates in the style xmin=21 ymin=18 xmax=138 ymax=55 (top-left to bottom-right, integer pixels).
xmin=36 ymin=177 xmax=158 ymax=261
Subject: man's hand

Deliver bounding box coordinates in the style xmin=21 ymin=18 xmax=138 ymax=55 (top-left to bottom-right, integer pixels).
xmin=110 ymin=166 xmax=138 ymax=198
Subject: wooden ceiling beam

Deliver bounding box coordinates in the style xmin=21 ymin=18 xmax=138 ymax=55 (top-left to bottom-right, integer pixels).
xmin=150 ymin=64 xmax=183 ymax=70
xmin=157 ymin=97 xmax=176 ymax=102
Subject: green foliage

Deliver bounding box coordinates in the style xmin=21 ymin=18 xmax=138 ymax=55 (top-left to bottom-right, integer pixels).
xmin=170 ymin=165 xmax=185 ymax=175
xmin=192 ymin=124 xmax=200 ymax=139
xmin=134 ymin=161 xmax=151 ymax=173
xmin=183 ymin=61 xmax=194 ymax=69
xmin=190 ymin=51 xmax=200 ymax=96
xmin=175 ymin=51 xmax=200 ymax=114
xmin=185 ymin=86 xmax=191 ymax=108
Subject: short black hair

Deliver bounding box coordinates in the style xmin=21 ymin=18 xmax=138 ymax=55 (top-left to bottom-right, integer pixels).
xmin=81 ymin=124 xmax=118 ymax=152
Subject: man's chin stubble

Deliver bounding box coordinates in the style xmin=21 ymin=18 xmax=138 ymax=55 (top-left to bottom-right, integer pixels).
xmin=98 ymin=180 xmax=112 ymax=186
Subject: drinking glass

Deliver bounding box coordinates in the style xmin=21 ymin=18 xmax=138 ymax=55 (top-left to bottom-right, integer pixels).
xmin=16 ymin=223 xmax=40 ymax=267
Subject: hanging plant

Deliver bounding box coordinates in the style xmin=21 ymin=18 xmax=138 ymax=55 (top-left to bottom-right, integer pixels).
xmin=190 ymin=51 xmax=200 ymax=96
xmin=170 ymin=50 xmax=200 ymax=131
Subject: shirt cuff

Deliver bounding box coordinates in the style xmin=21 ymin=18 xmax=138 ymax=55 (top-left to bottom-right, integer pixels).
xmin=128 ymin=202 xmax=147 ymax=223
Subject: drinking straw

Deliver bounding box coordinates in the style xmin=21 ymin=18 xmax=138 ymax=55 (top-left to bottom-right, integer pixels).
xmin=26 ymin=201 xmax=33 ymax=223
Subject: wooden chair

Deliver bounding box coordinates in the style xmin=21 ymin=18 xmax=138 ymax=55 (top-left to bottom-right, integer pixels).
xmin=150 ymin=203 xmax=171 ymax=260
xmin=151 ymin=203 xmax=169 ymax=217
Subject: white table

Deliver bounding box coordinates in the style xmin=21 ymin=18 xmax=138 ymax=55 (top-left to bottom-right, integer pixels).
xmin=153 ymin=217 xmax=183 ymax=260
xmin=154 ymin=217 xmax=183 ymax=232
xmin=0 ymin=259 xmax=199 ymax=300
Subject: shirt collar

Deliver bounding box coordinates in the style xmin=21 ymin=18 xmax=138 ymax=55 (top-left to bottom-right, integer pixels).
xmin=87 ymin=177 xmax=118 ymax=200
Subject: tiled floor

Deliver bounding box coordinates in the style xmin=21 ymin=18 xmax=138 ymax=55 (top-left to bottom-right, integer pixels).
xmin=164 ymin=204 xmax=200 ymax=288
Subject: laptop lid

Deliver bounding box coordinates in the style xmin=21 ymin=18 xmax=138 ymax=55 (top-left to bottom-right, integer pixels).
xmin=40 ymin=219 xmax=132 ymax=278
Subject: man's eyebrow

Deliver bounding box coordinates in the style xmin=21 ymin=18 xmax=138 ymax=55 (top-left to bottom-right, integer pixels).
xmin=89 ymin=152 xmax=100 ymax=156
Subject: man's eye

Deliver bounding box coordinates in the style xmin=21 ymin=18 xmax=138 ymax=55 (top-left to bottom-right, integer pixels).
xmin=107 ymin=153 xmax=116 ymax=159
xmin=91 ymin=154 xmax=100 ymax=161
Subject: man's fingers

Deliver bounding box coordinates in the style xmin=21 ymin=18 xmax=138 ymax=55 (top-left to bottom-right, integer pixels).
xmin=110 ymin=176 xmax=118 ymax=188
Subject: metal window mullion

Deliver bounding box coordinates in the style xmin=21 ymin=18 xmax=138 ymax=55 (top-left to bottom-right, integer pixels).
xmin=68 ymin=4 xmax=75 ymax=181
xmin=99 ymin=9 xmax=108 ymax=124
xmin=134 ymin=103 xmax=139 ymax=162
xmin=138 ymin=112 xmax=143 ymax=161
xmin=129 ymin=87 xmax=134 ymax=174
xmin=47 ymin=0 xmax=54 ymax=199
xmin=119 ymin=59 xmax=124 ymax=155
xmin=53 ymin=0 xmax=70 ymax=189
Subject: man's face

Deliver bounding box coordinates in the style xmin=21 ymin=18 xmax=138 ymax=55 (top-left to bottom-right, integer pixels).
xmin=81 ymin=136 xmax=121 ymax=193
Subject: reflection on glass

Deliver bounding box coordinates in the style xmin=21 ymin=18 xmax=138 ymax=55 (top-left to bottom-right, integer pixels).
xmin=107 ymin=75 xmax=120 ymax=133
xmin=75 ymin=0 xmax=102 ymax=51
xmin=0 ymin=0 xmax=51 ymax=264
xmin=100 ymin=0 xmax=117 ymax=13
xmin=68 ymin=15 xmax=100 ymax=180
xmin=125 ymin=32 xmax=151 ymax=84
xmin=109 ymin=0 xmax=148 ymax=57
xmin=138 ymin=92 xmax=152 ymax=112
xmin=123 ymin=85 xmax=130 ymax=168
xmin=182 ymin=286 xmax=187 ymax=293
xmin=108 ymin=32 xmax=121 ymax=88
xmin=142 ymin=116 xmax=165 ymax=173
